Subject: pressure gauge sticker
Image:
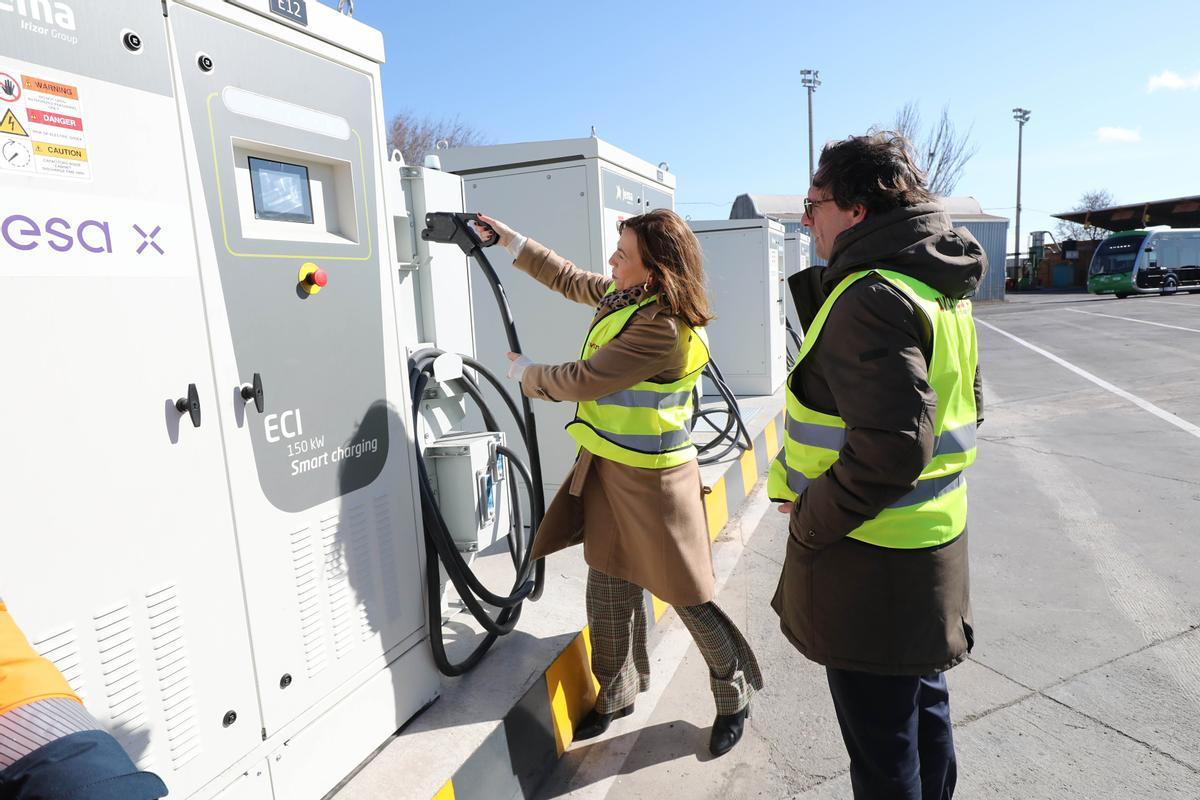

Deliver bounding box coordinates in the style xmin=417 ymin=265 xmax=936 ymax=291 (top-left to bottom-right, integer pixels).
xmin=2 ymin=138 xmax=32 ymax=170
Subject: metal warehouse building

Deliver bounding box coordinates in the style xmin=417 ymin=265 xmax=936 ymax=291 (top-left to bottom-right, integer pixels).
xmin=729 ymin=194 xmax=1009 ymax=301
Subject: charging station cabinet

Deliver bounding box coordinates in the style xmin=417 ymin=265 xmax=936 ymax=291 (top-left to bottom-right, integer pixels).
xmin=437 ymin=138 xmax=676 ymax=507
xmin=0 ymin=3 xmax=440 ymax=798
xmin=689 ymin=218 xmax=788 ymax=395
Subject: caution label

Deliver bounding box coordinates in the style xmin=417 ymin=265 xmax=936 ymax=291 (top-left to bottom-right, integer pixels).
xmin=0 ymin=66 xmax=91 ymax=180
xmin=33 ymin=141 xmax=86 ymax=161
xmin=0 ymin=108 xmax=28 ymax=137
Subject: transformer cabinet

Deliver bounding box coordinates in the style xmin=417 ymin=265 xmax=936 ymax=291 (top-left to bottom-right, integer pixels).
xmin=784 ymin=230 xmax=812 ymax=340
xmin=437 ymin=138 xmax=676 ymax=507
xmin=688 ymin=218 xmax=787 ymax=395
xmin=0 ymin=2 xmax=439 ymax=799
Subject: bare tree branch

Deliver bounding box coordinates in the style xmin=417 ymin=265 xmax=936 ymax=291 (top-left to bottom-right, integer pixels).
xmin=1055 ymin=189 xmax=1114 ymax=242
xmin=874 ymin=102 xmax=978 ymax=197
xmin=386 ymin=110 xmax=488 ymax=167
xmin=894 ymin=101 xmax=921 ymax=143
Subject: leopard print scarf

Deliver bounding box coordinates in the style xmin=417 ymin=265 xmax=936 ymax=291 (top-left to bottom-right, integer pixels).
xmin=595 ymin=284 xmax=652 ymax=316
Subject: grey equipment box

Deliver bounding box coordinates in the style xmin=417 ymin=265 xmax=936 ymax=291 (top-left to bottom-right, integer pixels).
xmin=424 ymin=431 xmax=510 ymax=554
xmin=437 ymin=137 xmax=676 ymax=507
xmin=689 ymin=218 xmax=788 ymax=395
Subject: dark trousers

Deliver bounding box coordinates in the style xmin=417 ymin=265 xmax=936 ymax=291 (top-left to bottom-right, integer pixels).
xmin=826 ymin=667 xmax=957 ymax=800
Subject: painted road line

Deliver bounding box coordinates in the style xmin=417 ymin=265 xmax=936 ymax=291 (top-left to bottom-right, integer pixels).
xmin=976 ymin=318 xmax=1200 ymax=440
xmin=1152 ymin=299 xmax=1200 ymax=309
xmin=1065 ymin=307 xmax=1200 ymax=334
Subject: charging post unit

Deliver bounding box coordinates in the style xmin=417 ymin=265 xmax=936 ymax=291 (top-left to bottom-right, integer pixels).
xmin=784 ymin=230 xmax=812 ymax=338
xmin=689 ymin=218 xmax=788 ymax=395
xmin=391 ymin=166 xmax=528 ymax=625
xmin=0 ymin=3 xmax=439 ymax=799
xmin=436 ymin=138 xmax=676 ymax=506
xmin=393 ymin=161 xmax=476 ymax=364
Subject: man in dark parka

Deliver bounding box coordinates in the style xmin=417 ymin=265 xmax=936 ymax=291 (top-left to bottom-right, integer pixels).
xmin=772 ymin=133 xmax=986 ymax=800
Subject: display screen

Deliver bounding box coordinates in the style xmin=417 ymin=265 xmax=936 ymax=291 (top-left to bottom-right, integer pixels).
xmin=248 ymin=157 xmax=313 ymax=224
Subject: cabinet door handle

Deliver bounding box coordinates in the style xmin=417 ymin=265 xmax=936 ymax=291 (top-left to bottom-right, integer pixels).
xmin=240 ymin=372 xmax=265 ymax=413
xmin=175 ymin=383 xmax=201 ymax=428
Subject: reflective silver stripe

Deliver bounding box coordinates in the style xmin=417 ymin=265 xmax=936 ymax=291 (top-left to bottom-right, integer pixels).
xmin=786 ymin=418 xmax=973 ymax=456
xmin=787 ymin=468 xmax=812 ymax=496
xmin=595 ymin=388 xmax=693 ymax=409
xmin=889 ymin=472 xmax=965 ymax=508
xmin=784 ymin=467 xmax=964 ymax=507
xmin=934 ymin=423 xmax=976 ymax=456
xmin=786 ymin=417 xmax=848 ymax=451
xmin=597 ymin=426 xmax=693 ymax=452
xmin=0 ymin=698 xmax=99 ymax=769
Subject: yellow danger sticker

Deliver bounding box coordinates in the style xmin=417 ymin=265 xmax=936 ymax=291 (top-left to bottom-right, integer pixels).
xmin=0 ymin=109 xmax=28 ymax=137
xmin=32 ymin=141 xmax=87 ymax=161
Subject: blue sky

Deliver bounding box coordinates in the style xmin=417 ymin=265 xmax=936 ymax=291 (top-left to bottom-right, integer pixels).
xmin=335 ymin=0 xmax=1200 ymax=255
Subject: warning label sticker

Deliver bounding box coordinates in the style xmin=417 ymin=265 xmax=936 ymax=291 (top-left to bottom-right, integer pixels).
xmin=0 ymin=67 xmax=90 ymax=180
xmin=0 ymin=73 xmax=21 ymax=103
xmin=33 ymin=141 xmax=86 ymax=161
xmin=22 ymin=75 xmax=78 ymax=101
xmin=0 ymin=108 xmax=28 ymax=137
xmin=26 ymin=107 xmax=82 ymax=133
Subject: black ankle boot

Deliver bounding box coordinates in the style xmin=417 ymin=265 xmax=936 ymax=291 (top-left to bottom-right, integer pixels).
xmin=573 ymin=703 xmax=634 ymax=741
xmin=708 ymin=705 xmax=750 ymax=756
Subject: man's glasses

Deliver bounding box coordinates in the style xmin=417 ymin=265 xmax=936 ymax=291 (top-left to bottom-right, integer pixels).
xmin=802 ymin=197 xmax=831 ymax=217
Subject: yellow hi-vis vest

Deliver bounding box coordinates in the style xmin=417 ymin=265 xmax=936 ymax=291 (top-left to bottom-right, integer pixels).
xmin=768 ymin=269 xmax=978 ymax=549
xmin=0 ymin=600 xmax=81 ymax=717
xmin=566 ymin=288 xmax=710 ymax=469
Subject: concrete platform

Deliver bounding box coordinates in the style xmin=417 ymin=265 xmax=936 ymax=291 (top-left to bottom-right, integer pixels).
xmin=329 ymin=390 xmax=785 ymax=800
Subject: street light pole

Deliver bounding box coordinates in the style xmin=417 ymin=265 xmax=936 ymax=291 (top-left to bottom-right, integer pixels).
xmin=1012 ymin=107 xmax=1031 ymax=286
xmin=801 ymin=69 xmax=821 ymax=185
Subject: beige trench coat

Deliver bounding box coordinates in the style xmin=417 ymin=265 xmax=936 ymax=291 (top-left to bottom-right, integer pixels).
xmin=517 ymin=239 xmax=716 ymax=606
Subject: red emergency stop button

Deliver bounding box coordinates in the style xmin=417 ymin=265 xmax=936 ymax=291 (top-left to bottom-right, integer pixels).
xmin=298 ymin=262 xmax=326 ymax=295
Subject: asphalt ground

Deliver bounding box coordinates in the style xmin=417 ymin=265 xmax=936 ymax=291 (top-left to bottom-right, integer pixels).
xmin=536 ymin=289 xmax=1200 ymax=799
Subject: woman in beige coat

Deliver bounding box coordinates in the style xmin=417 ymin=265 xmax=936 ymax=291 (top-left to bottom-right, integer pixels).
xmin=476 ymin=209 xmax=762 ymax=757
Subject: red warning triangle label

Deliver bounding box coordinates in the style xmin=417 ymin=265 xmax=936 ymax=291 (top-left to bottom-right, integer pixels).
xmin=0 ymin=109 xmax=28 ymax=137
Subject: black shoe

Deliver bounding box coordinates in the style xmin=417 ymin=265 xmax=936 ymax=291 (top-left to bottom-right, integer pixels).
xmin=573 ymin=703 xmax=634 ymax=741
xmin=708 ymin=705 xmax=750 ymax=757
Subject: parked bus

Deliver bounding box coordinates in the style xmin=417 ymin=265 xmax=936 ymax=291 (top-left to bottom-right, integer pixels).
xmin=1088 ymin=228 xmax=1200 ymax=297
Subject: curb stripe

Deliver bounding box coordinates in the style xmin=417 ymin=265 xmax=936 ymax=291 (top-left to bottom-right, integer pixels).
xmin=764 ymin=418 xmax=780 ymax=453
xmin=651 ymin=593 xmax=669 ymax=622
xmin=738 ymin=446 xmax=758 ymax=494
xmin=544 ymin=628 xmax=599 ymax=757
xmin=704 ymin=478 xmax=729 ymax=541
xmin=753 ymin=433 xmax=770 ymax=475
xmin=448 ymin=677 xmax=556 ymax=800
xmin=433 ymin=409 xmax=786 ymax=799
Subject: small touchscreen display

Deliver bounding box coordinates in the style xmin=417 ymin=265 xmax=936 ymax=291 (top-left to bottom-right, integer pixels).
xmin=249 ymin=157 xmax=314 ymax=224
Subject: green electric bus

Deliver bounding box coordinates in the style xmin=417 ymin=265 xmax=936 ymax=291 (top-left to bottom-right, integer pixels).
xmin=1088 ymin=228 xmax=1200 ymax=297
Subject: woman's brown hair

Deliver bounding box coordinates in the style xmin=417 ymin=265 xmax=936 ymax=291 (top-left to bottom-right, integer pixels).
xmin=618 ymin=209 xmax=714 ymax=328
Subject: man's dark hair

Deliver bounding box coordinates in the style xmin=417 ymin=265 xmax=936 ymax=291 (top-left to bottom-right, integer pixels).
xmin=813 ymin=132 xmax=933 ymax=215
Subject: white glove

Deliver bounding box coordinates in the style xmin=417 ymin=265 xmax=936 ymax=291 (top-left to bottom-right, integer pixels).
xmin=507 ymin=354 xmax=533 ymax=380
